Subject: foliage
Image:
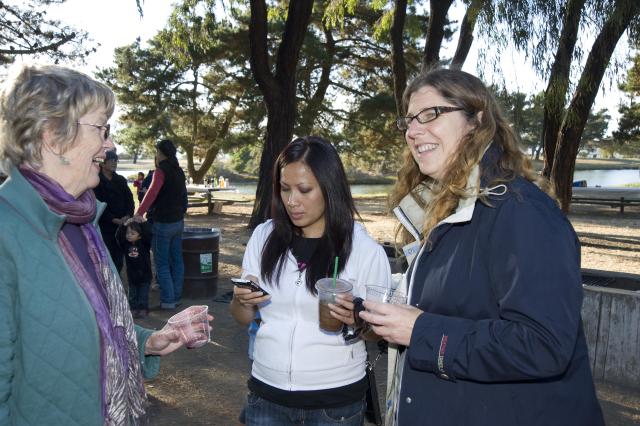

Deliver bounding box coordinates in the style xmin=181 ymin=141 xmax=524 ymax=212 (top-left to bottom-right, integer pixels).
xmin=98 ymin=0 xmax=259 ymax=182
xmin=613 ymin=50 xmax=640 ymax=157
xmin=0 ymin=0 xmax=93 ymax=64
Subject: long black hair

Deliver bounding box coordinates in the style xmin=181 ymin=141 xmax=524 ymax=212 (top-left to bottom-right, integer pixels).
xmin=261 ymin=136 xmax=357 ymax=294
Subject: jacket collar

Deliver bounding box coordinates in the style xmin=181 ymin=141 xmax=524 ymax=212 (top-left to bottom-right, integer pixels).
xmin=393 ymin=143 xmax=507 ymax=240
xmin=0 ymin=165 xmax=105 ymax=240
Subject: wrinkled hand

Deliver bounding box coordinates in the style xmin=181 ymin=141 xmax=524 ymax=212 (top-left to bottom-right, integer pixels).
xmin=233 ymin=286 xmax=271 ymax=308
xmin=329 ymin=293 xmax=356 ymax=326
xmin=144 ymin=313 xmax=214 ymax=356
xmin=358 ymin=300 xmax=423 ymax=346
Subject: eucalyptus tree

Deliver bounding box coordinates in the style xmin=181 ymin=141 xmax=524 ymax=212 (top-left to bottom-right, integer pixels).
xmin=0 ymin=0 xmax=93 ymax=64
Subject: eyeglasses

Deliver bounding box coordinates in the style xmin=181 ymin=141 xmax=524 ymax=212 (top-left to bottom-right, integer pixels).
xmin=77 ymin=122 xmax=111 ymax=140
xmin=396 ymin=106 xmax=465 ymax=131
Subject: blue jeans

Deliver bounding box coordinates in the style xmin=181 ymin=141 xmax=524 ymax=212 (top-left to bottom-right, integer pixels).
xmin=152 ymin=220 xmax=184 ymax=307
xmin=244 ymin=392 xmax=365 ymax=426
xmin=128 ymin=281 xmax=150 ymax=310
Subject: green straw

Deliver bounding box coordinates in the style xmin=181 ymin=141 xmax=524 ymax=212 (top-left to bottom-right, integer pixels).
xmin=332 ymin=256 xmax=339 ymax=288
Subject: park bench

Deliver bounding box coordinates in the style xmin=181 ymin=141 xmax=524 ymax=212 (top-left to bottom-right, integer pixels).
xmin=571 ymin=196 xmax=640 ymax=213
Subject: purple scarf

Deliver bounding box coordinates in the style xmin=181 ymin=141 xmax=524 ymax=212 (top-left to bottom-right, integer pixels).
xmin=20 ymin=166 xmax=146 ymax=425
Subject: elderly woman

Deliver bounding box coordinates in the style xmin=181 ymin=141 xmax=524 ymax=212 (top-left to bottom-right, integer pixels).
xmin=359 ymin=68 xmax=604 ymax=425
xmin=0 ymin=64 xmax=209 ymax=425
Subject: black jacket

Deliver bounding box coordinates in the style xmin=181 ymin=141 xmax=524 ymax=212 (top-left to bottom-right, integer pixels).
xmin=93 ymin=170 xmax=134 ymax=236
xmin=116 ymin=222 xmax=152 ymax=286
xmin=153 ymin=160 xmax=187 ymax=223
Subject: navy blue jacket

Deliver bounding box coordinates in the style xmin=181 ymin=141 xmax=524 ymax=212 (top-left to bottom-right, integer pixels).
xmin=398 ymin=149 xmax=603 ymax=425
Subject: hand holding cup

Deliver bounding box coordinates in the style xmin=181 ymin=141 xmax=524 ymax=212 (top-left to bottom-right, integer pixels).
xmin=145 ymin=306 xmax=214 ymax=355
xmin=167 ymin=305 xmax=212 ymax=349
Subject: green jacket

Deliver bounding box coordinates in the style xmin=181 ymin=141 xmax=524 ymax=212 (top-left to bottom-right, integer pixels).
xmin=0 ymin=167 xmax=160 ymax=425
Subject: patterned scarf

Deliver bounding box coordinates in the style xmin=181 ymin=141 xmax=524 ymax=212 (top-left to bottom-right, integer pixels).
xmin=20 ymin=167 xmax=146 ymax=425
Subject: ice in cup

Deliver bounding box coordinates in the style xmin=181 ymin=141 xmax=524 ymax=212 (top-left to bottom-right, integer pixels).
xmin=365 ymin=285 xmax=407 ymax=305
xmin=315 ymin=278 xmax=353 ymax=332
xmin=168 ymin=305 xmax=211 ymax=348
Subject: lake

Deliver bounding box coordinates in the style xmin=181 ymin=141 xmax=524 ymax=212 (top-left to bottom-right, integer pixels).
xmin=232 ymin=169 xmax=640 ymax=195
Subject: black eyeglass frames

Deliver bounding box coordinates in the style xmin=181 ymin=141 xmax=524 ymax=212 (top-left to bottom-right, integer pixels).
xmin=396 ymin=106 xmax=465 ymax=131
xmin=77 ymin=122 xmax=111 ymax=140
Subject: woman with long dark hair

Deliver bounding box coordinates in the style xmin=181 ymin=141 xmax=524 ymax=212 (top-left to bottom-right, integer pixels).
xmin=135 ymin=139 xmax=187 ymax=310
xmin=230 ymin=136 xmax=391 ymax=425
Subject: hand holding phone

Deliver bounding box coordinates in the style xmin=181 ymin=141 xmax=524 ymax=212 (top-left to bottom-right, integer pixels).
xmin=231 ymin=278 xmax=270 ymax=296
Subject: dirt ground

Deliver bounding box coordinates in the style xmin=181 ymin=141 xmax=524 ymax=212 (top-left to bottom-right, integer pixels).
xmin=136 ymin=198 xmax=640 ymax=425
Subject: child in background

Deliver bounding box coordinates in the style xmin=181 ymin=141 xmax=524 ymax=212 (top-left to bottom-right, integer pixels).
xmin=116 ymin=219 xmax=152 ymax=318
xmin=133 ymin=171 xmax=145 ymax=203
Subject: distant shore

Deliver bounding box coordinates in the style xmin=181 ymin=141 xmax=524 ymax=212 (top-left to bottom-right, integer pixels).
xmin=117 ymin=156 xmax=640 ymax=185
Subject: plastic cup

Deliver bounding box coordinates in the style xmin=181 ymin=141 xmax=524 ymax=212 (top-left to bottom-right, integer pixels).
xmin=315 ymin=278 xmax=353 ymax=332
xmin=168 ymin=305 xmax=211 ymax=349
xmin=365 ymin=285 xmax=407 ymax=305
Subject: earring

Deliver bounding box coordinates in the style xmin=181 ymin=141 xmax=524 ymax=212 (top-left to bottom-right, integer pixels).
xmin=59 ymin=155 xmax=70 ymax=165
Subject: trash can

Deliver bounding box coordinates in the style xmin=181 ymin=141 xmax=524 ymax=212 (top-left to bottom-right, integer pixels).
xmin=182 ymin=227 xmax=220 ymax=298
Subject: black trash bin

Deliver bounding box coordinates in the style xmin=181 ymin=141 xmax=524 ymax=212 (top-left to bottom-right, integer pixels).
xmin=182 ymin=227 xmax=220 ymax=298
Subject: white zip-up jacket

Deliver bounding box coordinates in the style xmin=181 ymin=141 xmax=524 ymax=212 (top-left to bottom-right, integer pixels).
xmin=242 ymin=220 xmax=392 ymax=391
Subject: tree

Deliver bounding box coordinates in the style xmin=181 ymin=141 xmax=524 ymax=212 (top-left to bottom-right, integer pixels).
xmin=551 ymin=0 xmax=640 ymax=209
xmin=0 ymin=0 xmax=92 ymax=64
xmin=247 ymin=0 xmax=314 ymax=228
xmin=613 ymin=51 xmax=640 ymax=157
xmin=100 ymin=0 xmax=256 ymax=183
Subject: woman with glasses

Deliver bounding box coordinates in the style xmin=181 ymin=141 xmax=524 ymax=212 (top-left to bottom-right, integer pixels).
xmin=0 ymin=64 xmax=211 ymax=425
xmin=359 ymin=68 xmax=604 ymax=426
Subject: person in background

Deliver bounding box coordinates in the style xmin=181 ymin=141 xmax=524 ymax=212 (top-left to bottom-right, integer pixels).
xmin=93 ymin=149 xmax=134 ymax=273
xmin=135 ymin=139 xmax=187 ymax=310
xmin=230 ymin=136 xmax=392 ymax=426
xmin=117 ymin=218 xmax=152 ymax=319
xmin=0 ymin=63 xmax=212 ymax=425
xmin=133 ymin=171 xmax=145 ymax=203
xmin=359 ymin=68 xmax=604 ymax=426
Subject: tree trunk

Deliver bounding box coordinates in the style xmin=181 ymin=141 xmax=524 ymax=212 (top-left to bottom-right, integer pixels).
xmin=541 ymin=0 xmax=586 ymax=178
xmin=390 ymin=0 xmax=408 ymax=116
xmin=298 ymin=21 xmax=335 ymax=134
xmin=450 ymin=0 xmax=482 ymax=70
xmin=421 ymin=0 xmax=454 ymax=72
xmin=248 ymin=0 xmax=314 ymax=228
xmin=551 ymin=0 xmax=640 ymax=211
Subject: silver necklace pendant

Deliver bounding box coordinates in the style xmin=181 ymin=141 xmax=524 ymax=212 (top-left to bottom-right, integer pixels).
xmin=295 ymin=270 xmax=303 ymax=286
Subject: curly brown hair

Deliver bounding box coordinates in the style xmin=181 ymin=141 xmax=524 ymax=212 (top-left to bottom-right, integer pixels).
xmin=390 ymin=68 xmax=554 ymax=245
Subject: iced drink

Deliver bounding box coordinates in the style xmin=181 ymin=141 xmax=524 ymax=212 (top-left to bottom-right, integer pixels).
xmin=315 ymin=278 xmax=352 ymax=332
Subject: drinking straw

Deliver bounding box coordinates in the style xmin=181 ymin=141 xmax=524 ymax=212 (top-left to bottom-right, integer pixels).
xmin=332 ymin=256 xmax=339 ymax=288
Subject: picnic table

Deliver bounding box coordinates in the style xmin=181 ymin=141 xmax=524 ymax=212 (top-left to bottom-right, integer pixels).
xmin=186 ymin=185 xmax=253 ymax=214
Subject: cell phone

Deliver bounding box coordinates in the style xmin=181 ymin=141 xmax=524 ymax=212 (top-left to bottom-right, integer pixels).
xmin=231 ymin=278 xmax=269 ymax=295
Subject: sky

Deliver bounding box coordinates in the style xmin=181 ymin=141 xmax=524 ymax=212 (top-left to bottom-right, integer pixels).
xmin=13 ymin=0 xmax=632 ymax=138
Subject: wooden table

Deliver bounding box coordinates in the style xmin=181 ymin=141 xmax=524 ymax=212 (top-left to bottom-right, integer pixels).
xmin=186 ymin=185 xmax=253 ymax=214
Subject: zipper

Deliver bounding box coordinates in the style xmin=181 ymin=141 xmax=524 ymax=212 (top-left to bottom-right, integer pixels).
xmin=287 ymin=253 xmax=299 ymax=389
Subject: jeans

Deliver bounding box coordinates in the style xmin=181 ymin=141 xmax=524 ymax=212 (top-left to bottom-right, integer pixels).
xmin=128 ymin=281 xmax=150 ymax=310
xmin=152 ymin=220 xmax=184 ymax=307
xmin=244 ymin=392 xmax=365 ymax=426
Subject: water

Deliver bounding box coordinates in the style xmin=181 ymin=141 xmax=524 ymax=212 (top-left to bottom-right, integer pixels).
xmin=573 ymin=169 xmax=640 ymax=187
xmin=234 ymin=183 xmax=393 ymax=196
xmin=232 ymin=169 xmax=639 ymax=195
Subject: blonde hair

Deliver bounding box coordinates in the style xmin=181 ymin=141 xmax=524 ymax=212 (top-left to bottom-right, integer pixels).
xmin=390 ymin=68 xmax=554 ymax=245
xmin=0 ymin=64 xmax=115 ymax=173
